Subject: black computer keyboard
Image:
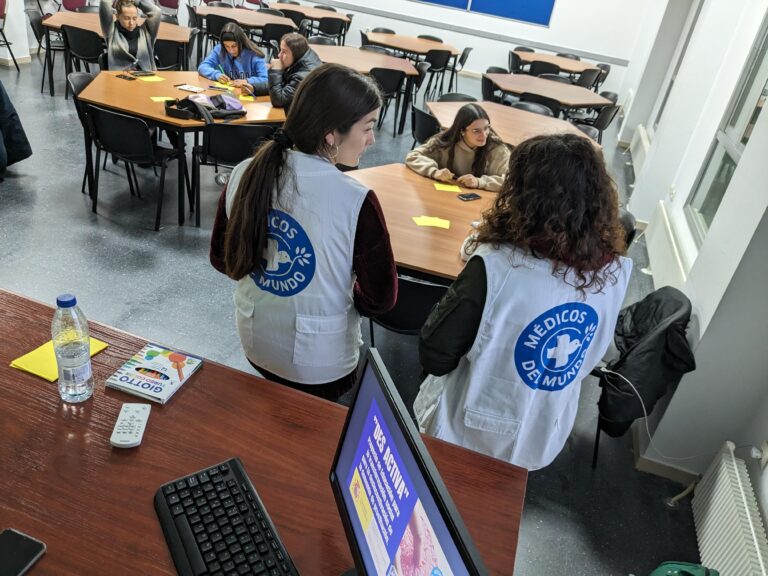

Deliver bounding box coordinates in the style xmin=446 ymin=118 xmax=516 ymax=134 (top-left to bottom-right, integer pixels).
xmin=154 ymin=457 xmax=300 ymax=576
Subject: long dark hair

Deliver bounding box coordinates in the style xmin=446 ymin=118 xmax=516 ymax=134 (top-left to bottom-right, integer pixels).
xmin=423 ymin=103 xmax=504 ymax=177
xmin=219 ymin=23 xmax=264 ymax=59
xmin=280 ymin=32 xmax=309 ymax=63
xmin=224 ymin=64 xmax=382 ymax=280
xmin=469 ymin=133 xmax=626 ymax=294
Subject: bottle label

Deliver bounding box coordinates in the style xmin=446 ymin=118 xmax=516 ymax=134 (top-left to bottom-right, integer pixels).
xmin=62 ymin=362 xmax=93 ymax=383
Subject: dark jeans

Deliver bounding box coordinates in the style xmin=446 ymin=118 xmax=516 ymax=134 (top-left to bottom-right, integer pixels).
xmin=248 ymin=360 xmax=356 ymax=403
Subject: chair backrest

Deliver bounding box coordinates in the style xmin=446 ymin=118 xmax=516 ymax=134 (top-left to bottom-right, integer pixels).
xmin=412 ymin=106 xmax=441 ymax=145
xmin=508 ymin=50 xmax=522 ymax=73
xmin=206 ymin=2 xmax=233 ymax=7
xmin=482 ymin=66 xmax=507 ymax=102
xmin=160 ymin=13 xmax=178 ymax=24
xmin=359 ymin=30 xmax=369 ymax=45
xmin=369 ymin=68 xmax=405 ymax=97
xmin=258 ymin=7 xmax=284 ymax=16
xmin=456 ymin=46 xmax=472 ymax=68
xmin=204 ymin=123 xmax=274 ymax=164
xmin=599 ymin=91 xmax=618 ymax=104
xmin=62 ymin=0 xmax=86 ymax=11
xmin=67 ymin=71 xmax=96 ymax=130
xmin=359 ymin=45 xmax=391 ymax=56
xmin=371 ymin=27 xmax=394 ymax=34
xmin=75 ymin=5 xmax=100 ymax=12
xmin=515 ymin=45 xmax=534 ymax=52
xmin=307 ymin=35 xmax=336 ymax=45
xmin=62 ymin=25 xmax=104 ymax=62
xmin=280 ymin=0 xmax=299 ymax=3
xmin=158 ymin=0 xmax=179 ymax=9
xmin=155 ymin=39 xmax=184 ymax=70
xmin=185 ymin=4 xmax=201 ymax=28
xmin=556 ymin=52 xmax=580 ymax=60
xmin=538 ymin=72 xmax=572 ymax=84
xmin=594 ymin=62 xmax=611 ymax=90
xmin=279 ymin=8 xmax=305 ymax=27
xmin=317 ymin=17 xmax=344 ymax=37
xmin=314 ymin=4 xmax=336 ymax=11
xmin=417 ymin=34 xmax=442 ymax=43
xmin=0 ymin=0 xmax=8 ymax=18
xmin=511 ymin=100 xmax=553 ymax=117
xmin=424 ymin=49 xmax=451 ymax=72
xmin=206 ymin=14 xmax=238 ymax=39
xmin=519 ymin=92 xmax=560 ymax=117
xmin=25 ymin=8 xmax=44 ymax=44
xmin=529 ymin=60 xmax=560 ymax=77
xmin=261 ymin=23 xmax=295 ymax=46
xmin=437 ymin=92 xmax=476 ymax=102
xmin=592 ymin=104 xmax=620 ymax=131
xmin=413 ymin=60 xmax=430 ymax=92
xmin=87 ymin=105 xmax=155 ymax=163
xmin=576 ymin=67 xmax=601 ymax=89
xmin=371 ymin=275 xmax=448 ymax=336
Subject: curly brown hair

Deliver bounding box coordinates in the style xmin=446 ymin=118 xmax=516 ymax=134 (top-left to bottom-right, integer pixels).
xmin=469 ymin=133 xmax=626 ymax=294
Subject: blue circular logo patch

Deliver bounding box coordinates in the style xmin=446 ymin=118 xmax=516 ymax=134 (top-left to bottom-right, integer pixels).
xmin=249 ymin=210 xmax=315 ymax=297
xmin=514 ymin=303 xmax=599 ymax=391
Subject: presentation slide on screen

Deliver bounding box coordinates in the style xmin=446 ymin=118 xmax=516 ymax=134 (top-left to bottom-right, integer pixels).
xmin=346 ymin=399 xmax=455 ymax=576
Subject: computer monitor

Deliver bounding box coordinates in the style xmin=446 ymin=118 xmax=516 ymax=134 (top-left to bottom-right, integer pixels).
xmin=330 ymin=348 xmax=488 ymax=576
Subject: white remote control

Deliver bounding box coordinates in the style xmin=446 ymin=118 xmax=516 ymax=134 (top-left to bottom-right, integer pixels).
xmin=110 ymin=403 xmax=151 ymax=448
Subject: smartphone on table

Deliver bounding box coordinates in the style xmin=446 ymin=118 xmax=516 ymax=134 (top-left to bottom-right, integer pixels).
xmin=116 ymin=74 xmax=136 ymax=81
xmin=457 ymin=192 xmax=482 ymax=201
xmin=0 ymin=528 xmax=46 ymax=576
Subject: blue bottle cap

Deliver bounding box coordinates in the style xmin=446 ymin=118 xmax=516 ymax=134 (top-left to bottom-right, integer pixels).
xmin=56 ymin=293 xmax=77 ymax=308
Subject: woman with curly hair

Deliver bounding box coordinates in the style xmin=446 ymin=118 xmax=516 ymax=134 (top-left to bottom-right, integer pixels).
xmin=413 ymin=133 xmax=632 ymax=470
xmin=405 ymin=103 xmax=510 ymax=192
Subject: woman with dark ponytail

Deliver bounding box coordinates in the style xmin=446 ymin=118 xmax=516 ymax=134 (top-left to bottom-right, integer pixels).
xmin=210 ymin=64 xmax=397 ymax=401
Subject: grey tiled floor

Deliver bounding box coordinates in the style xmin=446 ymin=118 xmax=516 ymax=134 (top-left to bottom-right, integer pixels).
xmin=0 ymin=55 xmax=697 ymax=575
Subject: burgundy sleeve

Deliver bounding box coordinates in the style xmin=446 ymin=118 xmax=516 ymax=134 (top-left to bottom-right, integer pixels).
xmin=353 ymin=191 xmax=398 ymax=317
xmin=209 ymin=187 xmax=228 ymax=275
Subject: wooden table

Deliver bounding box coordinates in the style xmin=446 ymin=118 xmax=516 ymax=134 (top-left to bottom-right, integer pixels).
xmin=0 ymin=289 xmax=527 ymax=575
xmin=78 ymin=71 xmax=286 ymax=227
xmin=270 ymin=3 xmax=350 ymax=23
xmin=350 ymin=164 xmax=494 ymax=280
xmin=42 ymin=12 xmax=194 ymax=96
xmin=366 ymin=32 xmax=459 ymax=57
xmin=427 ymin=100 xmax=592 ymax=147
xmin=313 ymin=45 xmax=417 ymax=135
xmin=485 ymin=73 xmax=612 ymax=109
xmin=514 ymin=50 xmax=597 ymax=75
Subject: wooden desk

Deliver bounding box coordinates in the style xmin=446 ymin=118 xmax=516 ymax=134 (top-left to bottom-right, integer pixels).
xmin=427 ymin=100 xmax=591 ymax=147
xmin=0 ymin=289 xmax=526 ymax=575
xmin=313 ymin=45 xmax=417 ymax=135
xmin=485 ymin=73 xmax=612 ymax=109
xmin=367 ymin=32 xmax=459 ymax=57
xmin=78 ymin=71 xmax=286 ymax=227
xmin=270 ymin=3 xmax=350 ymax=23
xmin=42 ymin=12 xmax=193 ymax=96
xmin=350 ymin=164 xmax=494 ymax=280
xmin=514 ymin=50 xmax=597 ymax=75
xmin=194 ymin=5 xmax=296 ymax=29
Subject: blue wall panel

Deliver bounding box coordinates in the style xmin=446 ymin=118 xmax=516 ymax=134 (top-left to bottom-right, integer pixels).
xmin=421 ymin=0 xmax=470 ymax=9
xmin=470 ymin=0 xmax=556 ymax=25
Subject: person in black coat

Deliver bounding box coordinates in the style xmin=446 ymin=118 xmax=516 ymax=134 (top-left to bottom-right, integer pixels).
xmin=0 ymin=79 xmax=32 ymax=178
xmin=268 ymin=33 xmax=322 ymax=110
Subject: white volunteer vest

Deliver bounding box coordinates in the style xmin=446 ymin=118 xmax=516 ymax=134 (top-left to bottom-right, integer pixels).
xmin=415 ymin=244 xmax=632 ymax=470
xmin=226 ymin=151 xmax=368 ymax=384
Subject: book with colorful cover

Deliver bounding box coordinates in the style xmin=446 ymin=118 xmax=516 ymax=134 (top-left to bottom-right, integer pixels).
xmin=105 ymin=343 xmax=203 ymax=404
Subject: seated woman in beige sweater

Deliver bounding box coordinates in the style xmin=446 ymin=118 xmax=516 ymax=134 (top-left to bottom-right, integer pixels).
xmin=405 ymin=103 xmax=510 ymax=192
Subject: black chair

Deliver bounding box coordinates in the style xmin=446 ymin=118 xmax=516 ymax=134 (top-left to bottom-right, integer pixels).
xmin=508 ymin=50 xmax=522 ymax=74
xmin=155 ymin=39 xmax=186 ymax=71
xmin=27 ymin=9 xmax=66 ymax=93
xmin=591 ymin=286 xmax=695 ymax=468
xmin=61 ymin=25 xmax=105 ymax=99
xmin=411 ymin=105 xmax=440 ymax=150
xmin=569 ymin=91 xmax=619 ymax=124
xmin=0 ymin=0 xmax=18 ymax=72
xmin=359 ymin=30 xmax=370 ymax=46
xmin=446 ymin=46 xmax=472 ymax=92
xmin=519 ymin=92 xmax=561 ymax=117
xmin=257 ymin=7 xmax=284 ymax=16
xmin=515 ymin=45 xmax=534 ymax=52
xmin=411 ymin=60 xmax=430 ymax=104
xmin=87 ymin=105 xmax=187 ymax=231
xmin=437 ymin=92 xmax=476 ymax=102
xmin=67 ymin=72 xmax=97 ymax=197
xmin=600 ymin=91 xmax=618 ymax=104
xmin=572 ymin=104 xmax=620 ymax=143
xmin=160 ymin=13 xmax=179 ymax=24
xmin=576 ymin=68 xmax=601 ymax=89
xmin=340 ymin=13 xmax=353 ymax=45
xmin=307 ymin=35 xmax=336 ymax=45
xmin=259 ymin=23 xmax=294 ymax=54
xmin=422 ymin=49 xmax=452 ymax=101
xmin=315 ymin=17 xmax=344 ymax=43
xmin=529 ymin=60 xmax=560 ymax=77
xmin=206 ymin=1 xmax=234 ymax=6
xmin=192 ymin=123 xmax=274 ymax=227
xmin=369 ymin=275 xmax=448 ymax=347
xmin=511 ymin=100 xmax=553 ymax=117
xmin=279 ymin=8 xmax=306 ymax=28
xmin=185 ymin=4 xmax=205 ymax=61
xmin=417 ymin=34 xmax=442 ymax=43
xmin=556 ymin=52 xmax=580 ymax=60
xmin=359 ymin=45 xmax=392 ymax=56
xmin=75 ymin=5 xmax=100 ymax=12
xmin=594 ymin=63 xmax=611 ymax=92
xmin=279 ymin=0 xmax=299 ymax=3
xmin=313 ymin=4 xmax=336 ymax=10
xmin=370 ymin=68 xmax=405 ymax=136
xmin=371 ymin=27 xmax=395 ymax=34
xmin=538 ymin=72 xmax=572 ymax=84
xmin=482 ymin=66 xmax=508 ymax=103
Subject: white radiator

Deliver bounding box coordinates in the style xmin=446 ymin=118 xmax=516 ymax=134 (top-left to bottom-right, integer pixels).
xmin=645 ymin=201 xmax=687 ymax=289
xmin=629 ymin=123 xmax=651 ymax=175
xmin=692 ymin=441 xmax=768 ymax=575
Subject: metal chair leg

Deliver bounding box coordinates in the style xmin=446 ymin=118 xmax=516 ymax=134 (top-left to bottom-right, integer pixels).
xmin=154 ymin=161 xmax=168 ymax=231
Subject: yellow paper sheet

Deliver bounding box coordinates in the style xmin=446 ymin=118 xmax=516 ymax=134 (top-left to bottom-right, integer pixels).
xmin=10 ymin=338 xmax=109 ymax=382
xmin=212 ymin=81 xmax=232 ymax=90
xmin=412 ymin=216 xmax=451 ymax=229
xmin=239 ymin=95 xmax=255 ymax=102
xmin=434 ymin=182 xmax=461 ymax=192
xmin=150 ymin=96 xmax=175 ymax=102
xmin=138 ymin=75 xmax=165 ymax=82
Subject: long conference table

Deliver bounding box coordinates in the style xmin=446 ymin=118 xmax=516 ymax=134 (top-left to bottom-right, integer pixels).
xmin=484 ymin=73 xmax=612 ymax=109
xmin=0 ymin=288 xmax=527 ymax=575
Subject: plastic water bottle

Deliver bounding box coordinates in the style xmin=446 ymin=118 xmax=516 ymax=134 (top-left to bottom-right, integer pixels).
xmin=52 ymin=294 xmax=94 ymax=403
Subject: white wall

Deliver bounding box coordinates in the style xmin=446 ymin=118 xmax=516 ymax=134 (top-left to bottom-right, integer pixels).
xmin=327 ymin=0 xmax=648 ymax=93
xmin=0 ymin=0 xmax=30 ymax=67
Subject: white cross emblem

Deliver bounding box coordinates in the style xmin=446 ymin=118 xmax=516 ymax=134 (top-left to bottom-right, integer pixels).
xmin=546 ymin=334 xmax=581 ymax=368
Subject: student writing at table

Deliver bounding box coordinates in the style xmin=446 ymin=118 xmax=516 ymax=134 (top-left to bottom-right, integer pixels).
xmin=100 ymin=0 xmax=160 ymax=71
xmin=268 ymin=33 xmax=322 ymax=110
xmin=198 ymin=23 xmax=268 ymax=96
xmin=405 ymin=103 xmax=510 ymax=192
xmin=209 ymin=64 xmax=397 ymax=401
xmin=414 ymin=133 xmax=632 ymax=470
